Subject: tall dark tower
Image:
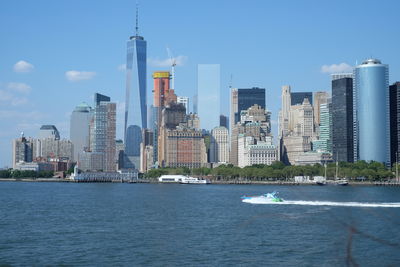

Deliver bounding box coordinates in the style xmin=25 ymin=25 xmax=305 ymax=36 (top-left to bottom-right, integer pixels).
xmin=332 ymin=77 xmax=353 ymax=162
xmin=390 ymin=82 xmax=400 ymax=165
xmin=124 ymin=5 xmax=147 ymax=169
xmin=233 ymin=87 xmax=266 ymax=125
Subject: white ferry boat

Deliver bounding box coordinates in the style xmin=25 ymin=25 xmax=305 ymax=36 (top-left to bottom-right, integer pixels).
xmin=158 ymin=175 xmax=186 ymax=183
xmin=180 ymin=176 xmax=210 ymax=184
xmin=158 ymin=175 xmax=210 ymax=184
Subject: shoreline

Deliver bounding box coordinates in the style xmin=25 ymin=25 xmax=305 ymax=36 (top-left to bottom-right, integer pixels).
xmin=1 ymin=178 xmax=400 ymax=186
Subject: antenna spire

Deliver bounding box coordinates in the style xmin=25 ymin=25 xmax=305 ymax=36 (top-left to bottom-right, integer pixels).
xmin=135 ymin=2 xmax=139 ymax=36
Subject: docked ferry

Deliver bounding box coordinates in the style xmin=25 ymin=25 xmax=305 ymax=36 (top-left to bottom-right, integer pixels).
xmin=180 ymin=176 xmax=210 ymax=184
xmin=158 ymin=175 xmax=210 ymax=184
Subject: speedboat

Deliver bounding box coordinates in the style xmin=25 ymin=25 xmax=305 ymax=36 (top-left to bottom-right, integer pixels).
xmin=241 ymin=191 xmax=283 ymax=203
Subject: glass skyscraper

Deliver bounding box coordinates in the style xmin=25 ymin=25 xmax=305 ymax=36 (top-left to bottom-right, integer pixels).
xmin=197 ymin=64 xmax=220 ymax=130
xmin=332 ymin=77 xmax=354 ymax=162
xmin=124 ymin=18 xmax=147 ymax=169
xmin=233 ymin=87 xmax=265 ymax=125
xmin=70 ymin=103 xmax=92 ymax=161
xmin=291 ymin=92 xmax=313 ymax=105
xmin=354 ymin=59 xmax=390 ymax=165
xmin=389 ymin=82 xmax=400 ymax=165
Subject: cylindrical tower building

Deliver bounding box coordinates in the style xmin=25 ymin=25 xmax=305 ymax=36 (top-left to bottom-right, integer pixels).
xmin=354 ymin=58 xmax=390 ymax=165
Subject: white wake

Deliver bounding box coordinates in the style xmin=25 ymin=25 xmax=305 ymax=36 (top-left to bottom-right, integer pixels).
xmin=242 ymin=199 xmax=400 ymax=208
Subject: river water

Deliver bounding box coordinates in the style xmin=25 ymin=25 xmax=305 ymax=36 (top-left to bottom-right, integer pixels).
xmin=0 ymin=182 xmax=399 ymax=266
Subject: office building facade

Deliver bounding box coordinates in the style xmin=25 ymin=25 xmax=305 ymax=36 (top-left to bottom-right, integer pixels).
xmin=197 ymin=64 xmax=220 ymax=130
xmin=291 ymin=92 xmax=313 ymax=105
xmin=39 ymin=125 xmax=60 ymax=140
xmin=389 ymin=82 xmax=400 ymax=165
xmin=233 ymin=87 xmax=266 ymax=125
xmin=89 ymin=93 xmax=116 ymax=171
xmin=210 ymin=126 xmax=229 ymax=163
xmin=354 ymin=59 xmax=390 ymax=165
xmin=70 ymin=103 xmax=92 ymax=161
xmin=124 ymin=21 xmax=147 ymax=153
xmin=332 ymin=77 xmax=354 ymax=162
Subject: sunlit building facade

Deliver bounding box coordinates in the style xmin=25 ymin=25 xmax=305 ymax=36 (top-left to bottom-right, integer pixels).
xmin=354 ymin=58 xmax=390 ymax=165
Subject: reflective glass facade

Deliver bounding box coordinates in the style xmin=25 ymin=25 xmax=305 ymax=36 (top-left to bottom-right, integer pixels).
xmin=124 ymin=34 xmax=147 ymax=170
xmin=124 ymin=35 xmax=147 ymax=137
xmin=332 ymin=78 xmax=353 ymax=162
xmin=197 ymin=64 xmax=220 ymax=130
xmin=389 ymin=82 xmax=400 ymax=165
xmin=234 ymin=88 xmax=265 ymax=125
xmin=354 ymin=59 xmax=390 ymax=165
xmin=291 ymin=92 xmax=313 ymax=105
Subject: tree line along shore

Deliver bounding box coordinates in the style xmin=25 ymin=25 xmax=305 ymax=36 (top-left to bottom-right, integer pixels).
xmin=144 ymin=161 xmax=396 ymax=181
xmin=0 ymin=161 xmax=397 ymax=182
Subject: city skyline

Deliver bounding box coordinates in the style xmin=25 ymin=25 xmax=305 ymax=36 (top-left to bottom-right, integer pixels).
xmin=1 ymin=0 xmax=400 ymax=167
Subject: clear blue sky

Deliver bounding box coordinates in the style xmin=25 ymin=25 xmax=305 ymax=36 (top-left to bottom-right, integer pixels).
xmin=1 ymin=0 xmax=400 ymax=167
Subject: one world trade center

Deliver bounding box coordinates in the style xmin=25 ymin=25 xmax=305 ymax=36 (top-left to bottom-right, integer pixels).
xmin=124 ymin=9 xmax=146 ymax=169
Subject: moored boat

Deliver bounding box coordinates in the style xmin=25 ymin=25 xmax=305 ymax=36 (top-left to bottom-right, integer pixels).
xmin=180 ymin=176 xmax=210 ymax=184
xmin=158 ymin=175 xmax=210 ymax=184
xmin=335 ymin=179 xmax=349 ymax=186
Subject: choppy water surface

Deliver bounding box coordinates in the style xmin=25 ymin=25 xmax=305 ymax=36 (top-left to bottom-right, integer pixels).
xmin=1 ymin=182 xmax=400 ymax=266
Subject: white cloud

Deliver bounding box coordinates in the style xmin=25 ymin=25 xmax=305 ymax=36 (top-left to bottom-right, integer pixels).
xmin=65 ymin=70 xmax=96 ymax=82
xmin=117 ymin=64 xmax=126 ymax=71
xmin=13 ymin=60 xmax=34 ymax=73
xmin=7 ymin=82 xmax=31 ymax=94
xmin=148 ymin=55 xmax=188 ymax=68
xmin=321 ymin=63 xmax=353 ymax=74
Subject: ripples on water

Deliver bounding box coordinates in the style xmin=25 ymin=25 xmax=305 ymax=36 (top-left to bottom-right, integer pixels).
xmin=0 ymin=182 xmax=399 ymax=266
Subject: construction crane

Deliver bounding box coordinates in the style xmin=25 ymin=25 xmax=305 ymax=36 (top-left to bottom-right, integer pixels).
xmin=166 ymin=46 xmax=176 ymax=90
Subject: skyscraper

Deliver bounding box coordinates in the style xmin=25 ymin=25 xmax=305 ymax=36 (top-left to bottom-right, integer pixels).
xmin=312 ymin=101 xmax=332 ymax=153
xmin=89 ymin=93 xmax=116 ymax=171
xmin=219 ymin=115 xmax=228 ymax=129
xmin=278 ymin=85 xmax=291 ymax=137
xmin=332 ymin=77 xmax=353 ymax=162
xmin=210 ymin=126 xmax=229 ymax=163
xmin=354 ymin=59 xmax=390 ymax=165
xmin=313 ymin=91 xmax=329 ymax=126
xmin=39 ymin=125 xmax=60 ymax=140
xmin=197 ymin=64 xmax=220 ymax=130
xmin=232 ymin=87 xmax=266 ymax=126
xmin=70 ymin=103 xmax=92 ymax=161
xmin=124 ymin=8 xmax=147 ymax=157
xmin=291 ymin=92 xmax=313 ymax=105
xmin=12 ymin=134 xmax=34 ymax=168
xmin=389 ymin=82 xmax=400 ymax=165
xmin=124 ymin=125 xmax=141 ymax=169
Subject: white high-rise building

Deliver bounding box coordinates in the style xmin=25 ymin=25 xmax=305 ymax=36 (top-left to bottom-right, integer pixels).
xmin=298 ymin=98 xmax=314 ymax=137
xmin=70 ymin=103 xmax=92 ymax=161
xmin=278 ymin=85 xmax=291 ymax=137
xmin=210 ymin=126 xmax=229 ymax=163
xmin=39 ymin=125 xmax=60 ymax=140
